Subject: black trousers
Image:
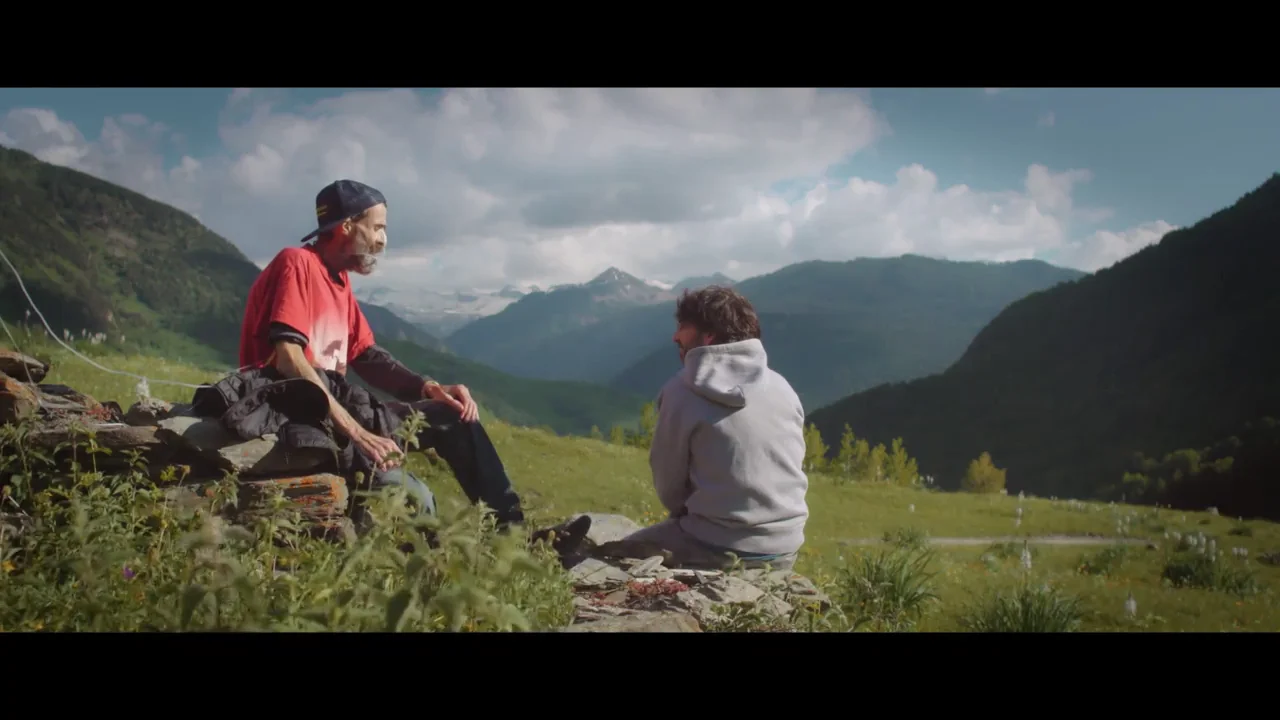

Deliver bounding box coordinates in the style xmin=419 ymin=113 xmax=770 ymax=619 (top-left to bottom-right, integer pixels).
xmin=351 ymin=399 xmax=525 ymax=530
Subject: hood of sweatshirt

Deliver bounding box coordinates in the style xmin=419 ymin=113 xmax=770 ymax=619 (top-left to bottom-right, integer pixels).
xmin=681 ymin=338 xmax=769 ymax=408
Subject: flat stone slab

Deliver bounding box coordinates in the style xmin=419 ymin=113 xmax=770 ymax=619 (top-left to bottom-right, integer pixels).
xmin=563 ymin=610 xmax=702 ymax=633
xmin=566 ymin=512 xmax=644 ymax=547
xmin=157 ymin=416 xmax=334 ymax=476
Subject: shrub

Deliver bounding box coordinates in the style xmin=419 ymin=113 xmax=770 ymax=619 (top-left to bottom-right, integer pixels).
xmin=1078 ymin=545 xmax=1132 ymax=576
xmin=1161 ymin=552 xmax=1260 ymax=597
xmin=958 ymin=580 xmax=1084 ymax=632
xmin=830 ymin=546 xmax=940 ymax=631
xmin=961 ymin=451 xmax=1006 ymax=494
xmin=883 ymin=526 xmax=930 ymax=551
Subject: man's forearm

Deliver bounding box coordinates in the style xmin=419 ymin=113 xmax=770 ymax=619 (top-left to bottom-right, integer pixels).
xmin=273 ymin=342 xmax=365 ymax=438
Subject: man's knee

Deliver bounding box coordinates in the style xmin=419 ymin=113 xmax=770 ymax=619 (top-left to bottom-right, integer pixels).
xmin=372 ymin=467 xmax=437 ymax=516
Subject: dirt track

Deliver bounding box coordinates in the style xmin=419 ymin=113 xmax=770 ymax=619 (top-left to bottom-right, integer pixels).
xmin=839 ymin=535 xmax=1152 ymax=547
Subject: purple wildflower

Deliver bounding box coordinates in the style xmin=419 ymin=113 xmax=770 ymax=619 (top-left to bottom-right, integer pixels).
xmin=122 ymin=566 xmax=136 ymax=580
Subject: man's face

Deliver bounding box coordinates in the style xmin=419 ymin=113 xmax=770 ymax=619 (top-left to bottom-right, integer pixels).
xmin=673 ymin=322 xmax=712 ymax=363
xmin=329 ymin=203 xmax=388 ymax=275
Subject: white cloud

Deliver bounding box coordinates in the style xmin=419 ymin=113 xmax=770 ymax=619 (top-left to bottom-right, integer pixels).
xmin=1050 ymin=220 xmax=1178 ymax=272
xmin=0 ymin=88 xmax=1172 ymax=292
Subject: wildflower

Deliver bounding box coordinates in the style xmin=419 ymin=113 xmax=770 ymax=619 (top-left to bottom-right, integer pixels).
xmin=1 ymin=560 xmax=14 ymax=574
xmin=908 ymin=504 xmax=915 ymax=513
xmin=1015 ymin=507 xmax=1023 ymax=518
xmin=1020 ymin=544 xmax=1032 ymax=570
xmin=1015 ymin=517 xmax=1021 ymax=527
xmin=122 ymin=565 xmax=136 ymax=580
xmin=1124 ymin=593 xmax=1137 ymax=618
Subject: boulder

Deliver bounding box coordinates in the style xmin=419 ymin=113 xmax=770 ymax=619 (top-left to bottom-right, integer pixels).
xmin=0 ymin=350 xmax=48 ymax=383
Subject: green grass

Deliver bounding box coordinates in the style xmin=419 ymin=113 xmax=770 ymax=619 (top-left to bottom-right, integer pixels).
xmin=4 ymin=338 xmax=1280 ymax=632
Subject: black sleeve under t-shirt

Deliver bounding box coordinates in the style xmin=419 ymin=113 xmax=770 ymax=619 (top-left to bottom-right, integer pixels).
xmin=268 ymin=321 xmax=432 ymax=402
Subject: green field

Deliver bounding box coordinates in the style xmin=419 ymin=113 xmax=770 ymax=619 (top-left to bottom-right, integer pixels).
xmin=3 ymin=334 xmax=1278 ymax=632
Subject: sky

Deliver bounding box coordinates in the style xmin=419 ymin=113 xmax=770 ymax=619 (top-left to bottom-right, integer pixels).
xmin=1 ymin=87 xmax=1276 ymax=294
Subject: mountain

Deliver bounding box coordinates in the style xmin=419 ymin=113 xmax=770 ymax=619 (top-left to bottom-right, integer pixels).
xmin=673 ymin=272 xmax=735 ymax=292
xmin=603 ymin=255 xmax=1085 ymax=409
xmin=0 ymin=145 xmax=648 ymax=436
xmin=352 ymin=283 xmax=534 ymax=338
xmin=444 ymin=266 xmax=697 ymax=375
xmin=0 ymin=145 xmax=261 ymax=368
xmin=358 ymin=302 xmax=449 ymax=353
xmin=806 ymin=175 xmax=1280 ymax=516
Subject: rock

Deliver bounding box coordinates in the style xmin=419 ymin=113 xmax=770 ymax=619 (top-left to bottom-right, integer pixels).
xmin=166 ymin=473 xmax=352 ymax=539
xmin=0 ymin=372 xmax=39 ymax=424
xmin=0 ymin=350 xmax=48 ymax=383
xmin=567 ymin=512 xmax=644 ymax=547
xmin=1 ymin=512 xmax=32 ymax=544
xmin=568 ymin=557 xmax=633 ymax=588
xmin=34 ymin=384 xmax=101 ymax=411
xmin=156 ymin=416 xmax=335 ymax=476
xmin=26 ymin=420 xmax=163 ymax=452
xmin=628 ymin=555 xmax=667 ymax=577
xmin=564 ymin=610 xmax=702 ymax=632
xmin=125 ymin=398 xmax=174 ymax=426
xmin=557 ymin=523 xmax=831 ymax=632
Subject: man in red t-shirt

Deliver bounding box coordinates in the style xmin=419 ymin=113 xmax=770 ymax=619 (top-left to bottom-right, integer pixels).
xmin=238 ymin=179 xmax=530 ymax=531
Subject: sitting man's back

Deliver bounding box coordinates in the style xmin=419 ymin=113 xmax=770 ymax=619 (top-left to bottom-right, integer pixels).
xmin=621 ymin=285 xmax=809 ymax=571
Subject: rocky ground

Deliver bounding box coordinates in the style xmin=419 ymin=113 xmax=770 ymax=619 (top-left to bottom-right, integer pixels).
xmin=556 ymin=513 xmax=832 ymax=632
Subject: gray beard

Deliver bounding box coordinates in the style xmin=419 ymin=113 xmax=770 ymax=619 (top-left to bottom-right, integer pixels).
xmin=349 ymin=253 xmax=378 ymax=274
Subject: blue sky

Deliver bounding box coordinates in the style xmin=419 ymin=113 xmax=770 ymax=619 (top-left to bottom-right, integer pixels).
xmin=3 ymin=86 xmax=1273 ymax=233
xmin=0 ymin=87 xmax=1275 ymax=290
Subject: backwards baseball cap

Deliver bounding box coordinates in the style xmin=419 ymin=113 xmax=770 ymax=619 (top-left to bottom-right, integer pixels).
xmin=299 ymin=179 xmax=387 ymax=243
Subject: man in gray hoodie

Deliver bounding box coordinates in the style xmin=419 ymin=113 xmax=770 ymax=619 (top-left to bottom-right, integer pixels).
xmin=610 ymin=285 xmax=810 ymax=571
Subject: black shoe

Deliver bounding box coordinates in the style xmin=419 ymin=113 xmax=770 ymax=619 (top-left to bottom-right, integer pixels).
xmin=530 ymin=515 xmax=592 ymax=556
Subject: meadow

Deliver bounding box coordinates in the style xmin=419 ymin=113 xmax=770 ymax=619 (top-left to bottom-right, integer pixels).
xmin=2 ymin=329 xmax=1278 ymax=632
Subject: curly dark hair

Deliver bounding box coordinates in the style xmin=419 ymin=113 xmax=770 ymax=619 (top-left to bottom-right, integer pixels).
xmin=674 ymin=285 xmax=761 ymax=344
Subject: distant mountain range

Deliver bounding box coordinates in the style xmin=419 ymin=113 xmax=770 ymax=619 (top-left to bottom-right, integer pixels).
xmin=352 ymin=283 xmax=535 ymax=338
xmin=446 ymin=255 xmax=1086 ymax=410
xmin=352 ymin=266 xmax=720 ymax=340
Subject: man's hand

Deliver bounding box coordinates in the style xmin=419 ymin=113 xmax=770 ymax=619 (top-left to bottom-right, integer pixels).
xmin=352 ymin=427 xmax=404 ymax=471
xmin=425 ymin=382 xmax=479 ymax=422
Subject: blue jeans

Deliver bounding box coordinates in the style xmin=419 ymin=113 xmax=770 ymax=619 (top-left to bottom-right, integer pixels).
xmin=350 ymin=399 xmax=525 ymax=531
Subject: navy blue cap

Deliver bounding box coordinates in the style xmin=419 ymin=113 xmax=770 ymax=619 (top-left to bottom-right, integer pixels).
xmin=300 ymin=179 xmax=387 ymax=243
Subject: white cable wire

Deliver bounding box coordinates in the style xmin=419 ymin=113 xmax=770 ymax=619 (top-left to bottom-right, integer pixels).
xmin=0 ymin=243 xmax=232 ymax=391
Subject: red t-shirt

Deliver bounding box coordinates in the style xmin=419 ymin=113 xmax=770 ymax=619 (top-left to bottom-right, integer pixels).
xmin=239 ymin=245 xmax=375 ymax=374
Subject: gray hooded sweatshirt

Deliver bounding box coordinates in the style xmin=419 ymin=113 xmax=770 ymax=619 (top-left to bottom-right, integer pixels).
xmin=649 ymin=338 xmax=809 ymax=557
